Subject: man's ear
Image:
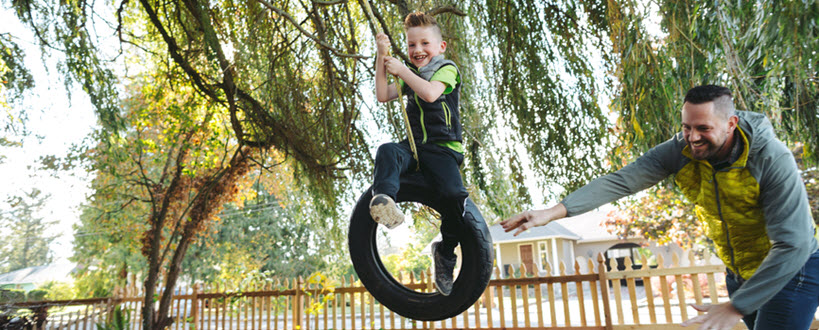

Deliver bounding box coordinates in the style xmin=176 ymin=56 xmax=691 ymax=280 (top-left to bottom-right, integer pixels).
xmin=440 ymin=40 xmax=447 ymax=53
xmin=728 ymin=115 xmax=739 ymax=132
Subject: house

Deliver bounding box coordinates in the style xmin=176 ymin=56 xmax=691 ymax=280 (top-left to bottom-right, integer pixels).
xmin=489 ymin=209 xmax=684 ymax=278
xmin=0 ymin=263 xmax=78 ymax=291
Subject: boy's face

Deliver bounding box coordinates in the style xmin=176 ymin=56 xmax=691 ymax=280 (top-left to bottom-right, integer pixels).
xmin=405 ymin=26 xmax=446 ymax=68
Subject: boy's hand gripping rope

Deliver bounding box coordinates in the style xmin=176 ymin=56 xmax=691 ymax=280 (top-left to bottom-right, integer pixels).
xmin=360 ymin=0 xmax=420 ymax=170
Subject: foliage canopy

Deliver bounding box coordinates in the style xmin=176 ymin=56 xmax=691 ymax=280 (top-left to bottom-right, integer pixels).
xmin=3 ymin=0 xmax=818 ymax=327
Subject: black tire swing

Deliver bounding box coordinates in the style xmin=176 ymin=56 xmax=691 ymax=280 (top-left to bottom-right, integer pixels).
xmin=348 ymin=172 xmax=494 ymax=321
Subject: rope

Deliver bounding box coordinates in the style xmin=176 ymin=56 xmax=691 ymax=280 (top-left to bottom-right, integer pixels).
xmin=359 ymin=0 xmax=420 ymax=170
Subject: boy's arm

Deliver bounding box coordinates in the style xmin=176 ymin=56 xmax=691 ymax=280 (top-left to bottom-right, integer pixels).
xmin=383 ymin=56 xmax=446 ymax=103
xmin=375 ymin=33 xmax=398 ymax=102
xmin=376 ymin=54 xmax=399 ymax=102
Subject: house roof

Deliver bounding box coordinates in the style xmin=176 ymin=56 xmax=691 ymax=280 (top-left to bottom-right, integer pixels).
xmin=0 ymin=263 xmax=78 ymax=285
xmin=490 ymin=209 xmax=616 ymax=244
xmin=489 ymin=218 xmax=580 ymax=244
xmin=552 ymin=209 xmax=619 ymax=242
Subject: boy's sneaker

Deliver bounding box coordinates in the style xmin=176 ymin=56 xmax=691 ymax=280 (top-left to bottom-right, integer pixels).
xmin=432 ymin=241 xmax=456 ymax=296
xmin=369 ymin=194 xmax=404 ymax=229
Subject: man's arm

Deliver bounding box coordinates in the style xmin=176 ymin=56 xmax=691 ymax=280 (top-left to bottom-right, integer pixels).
xmin=560 ymin=135 xmax=684 ymax=216
xmin=503 ymin=135 xmax=684 ymax=234
xmin=727 ymin=148 xmax=817 ymax=315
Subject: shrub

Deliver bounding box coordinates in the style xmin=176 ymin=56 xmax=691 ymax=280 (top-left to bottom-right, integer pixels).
xmin=95 ymin=305 xmax=129 ymax=330
xmin=26 ymin=289 xmax=47 ymax=302
xmin=0 ymin=289 xmax=25 ymax=304
xmin=38 ymin=281 xmax=76 ymax=300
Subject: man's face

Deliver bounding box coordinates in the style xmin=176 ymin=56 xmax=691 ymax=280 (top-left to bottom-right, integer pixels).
xmin=681 ymin=101 xmax=738 ymax=161
xmin=405 ymin=26 xmax=446 ymax=68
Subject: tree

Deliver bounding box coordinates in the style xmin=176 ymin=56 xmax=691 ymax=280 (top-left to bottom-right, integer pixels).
xmin=0 ymin=33 xmax=32 ymax=163
xmin=603 ymin=184 xmax=700 ymax=249
xmin=0 ymin=189 xmax=56 ymax=273
xmin=381 ymin=242 xmax=432 ymax=277
xmin=182 ymin=182 xmax=335 ymax=284
xmin=74 ymin=72 xmax=255 ymax=327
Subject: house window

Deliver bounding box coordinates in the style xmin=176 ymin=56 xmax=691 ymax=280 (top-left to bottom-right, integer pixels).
xmin=538 ymin=241 xmax=552 ymax=271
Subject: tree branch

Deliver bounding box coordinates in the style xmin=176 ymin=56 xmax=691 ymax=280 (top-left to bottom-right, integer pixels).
xmin=255 ymin=0 xmax=368 ymax=59
xmin=312 ymin=0 xmax=346 ymax=5
xmin=363 ymin=0 xmax=409 ymax=63
xmin=385 ymin=0 xmax=409 ymax=18
xmin=137 ymin=0 xmax=221 ymax=102
xmin=427 ymin=5 xmax=466 ymax=17
xmin=115 ymin=0 xmax=130 ymax=49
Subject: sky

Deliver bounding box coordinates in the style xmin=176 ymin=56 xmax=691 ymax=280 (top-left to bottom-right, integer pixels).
xmin=1 ymin=7 xmax=98 ymax=262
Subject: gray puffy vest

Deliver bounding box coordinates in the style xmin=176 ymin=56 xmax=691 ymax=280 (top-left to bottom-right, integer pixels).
xmin=401 ymin=55 xmax=462 ymax=145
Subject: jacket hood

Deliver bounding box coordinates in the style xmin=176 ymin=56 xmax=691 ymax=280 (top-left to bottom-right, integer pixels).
xmin=736 ymin=111 xmax=776 ymax=155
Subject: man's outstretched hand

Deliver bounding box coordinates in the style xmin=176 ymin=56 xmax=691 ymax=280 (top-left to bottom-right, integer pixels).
xmin=500 ymin=203 xmax=567 ymax=236
xmin=680 ymin=303 xmax=743 ymax=329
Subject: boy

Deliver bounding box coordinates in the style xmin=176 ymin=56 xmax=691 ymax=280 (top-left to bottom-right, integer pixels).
xmin=370 ymin=12 xmax=466 ymax=296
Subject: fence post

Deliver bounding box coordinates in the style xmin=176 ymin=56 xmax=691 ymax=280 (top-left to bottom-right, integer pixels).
xmin=597 ymin=253 xmax=613 ymax=330
xmin=106 ymin=286 xmax=122 ymax=324
xmin=32 ymin=305 xmax=49 ymax=329
xmin=294 ymin=276 xmax=304 ymax=330
xmin=426 ymin=268 xmax=436 ymax=330
xmin=191 ymin=283 xmax=200 ymax=327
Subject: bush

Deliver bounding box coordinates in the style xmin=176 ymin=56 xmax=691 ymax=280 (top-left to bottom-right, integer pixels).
xmin=95 ymin=305 xmax=129 ymax=330
xmin=0 ymin=289 xmax=25 ymax=304
xmin=26 ymin=289 xmax=47 ymax=302
xmin=38 ymin=281 xmax=76 ymax=300
xmin=74 ymin=270 xmax=116 ymax=298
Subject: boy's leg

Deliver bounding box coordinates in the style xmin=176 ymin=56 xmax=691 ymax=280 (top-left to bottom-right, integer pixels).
xmin=372 ymin=141 xmax=416 ymax=198
xmin=418 ymin=143 xmax=468 ymax=254
xmin=418 ymin=143 xmax=468 ymax=295
xmin=371 ymin=142 xmax=416 ymax=228
xmin=752 ymin=249 xmax=819 ymax=329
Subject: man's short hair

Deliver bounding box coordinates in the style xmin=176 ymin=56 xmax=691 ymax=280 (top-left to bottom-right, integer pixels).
xmin=404 ymin=12 xmax=442 ymax=38
xmin=684 ymin=85 xmax=736 ymax=119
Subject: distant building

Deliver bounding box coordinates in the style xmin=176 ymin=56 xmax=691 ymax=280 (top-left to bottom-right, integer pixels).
xmin=0 ymin=263 xmax=77 ymax=291
xmin=489 ymin=209 xmax=684 ymax=277
xmin=423 ymin=208 xmax=690 ymax=278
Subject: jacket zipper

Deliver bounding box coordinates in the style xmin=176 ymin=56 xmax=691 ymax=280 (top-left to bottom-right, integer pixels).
xmin=414 ymin=93 xmax=427 ymax=143
xmin=712 ymin=171 xmax=737 ymax=272
xmin=442 ymin=102 xmax=451 ymax=128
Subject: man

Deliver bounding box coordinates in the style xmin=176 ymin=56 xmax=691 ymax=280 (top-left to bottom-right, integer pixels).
xmin=501 ymin=85 xmax=819 ymax=329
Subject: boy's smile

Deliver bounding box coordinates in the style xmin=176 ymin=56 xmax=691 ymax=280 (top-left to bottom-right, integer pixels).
xmin=406 ymin=26 xmax=446 ymax=68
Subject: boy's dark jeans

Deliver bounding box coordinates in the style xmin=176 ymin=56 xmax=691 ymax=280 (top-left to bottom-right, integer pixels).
xmin=726 ymin=249 xmax=819 ymax=329
xmin=372 ymin=140 xmax=468 ymax=258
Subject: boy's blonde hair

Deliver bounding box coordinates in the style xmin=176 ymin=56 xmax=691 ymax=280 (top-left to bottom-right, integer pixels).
xmin=403 ymin=12 xmax=442 ymax=38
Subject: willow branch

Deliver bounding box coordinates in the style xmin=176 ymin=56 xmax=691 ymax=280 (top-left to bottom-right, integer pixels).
xmin=138 ymin=0 xmax=221 ymax=101
xmin=364 ymin=0 xmax=409 ymax=63
xmin=181 ymin=0 xmax=244 ymax=145
xmin=383 ymin=0 xmax=409 ymax=18
xmin=255 ymin=0 xmax=368 ymax=59
xmin=312 ymin=0 xmax=346 ymax=5
xmin=427 ymin=5 xmax=466 ymax=17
